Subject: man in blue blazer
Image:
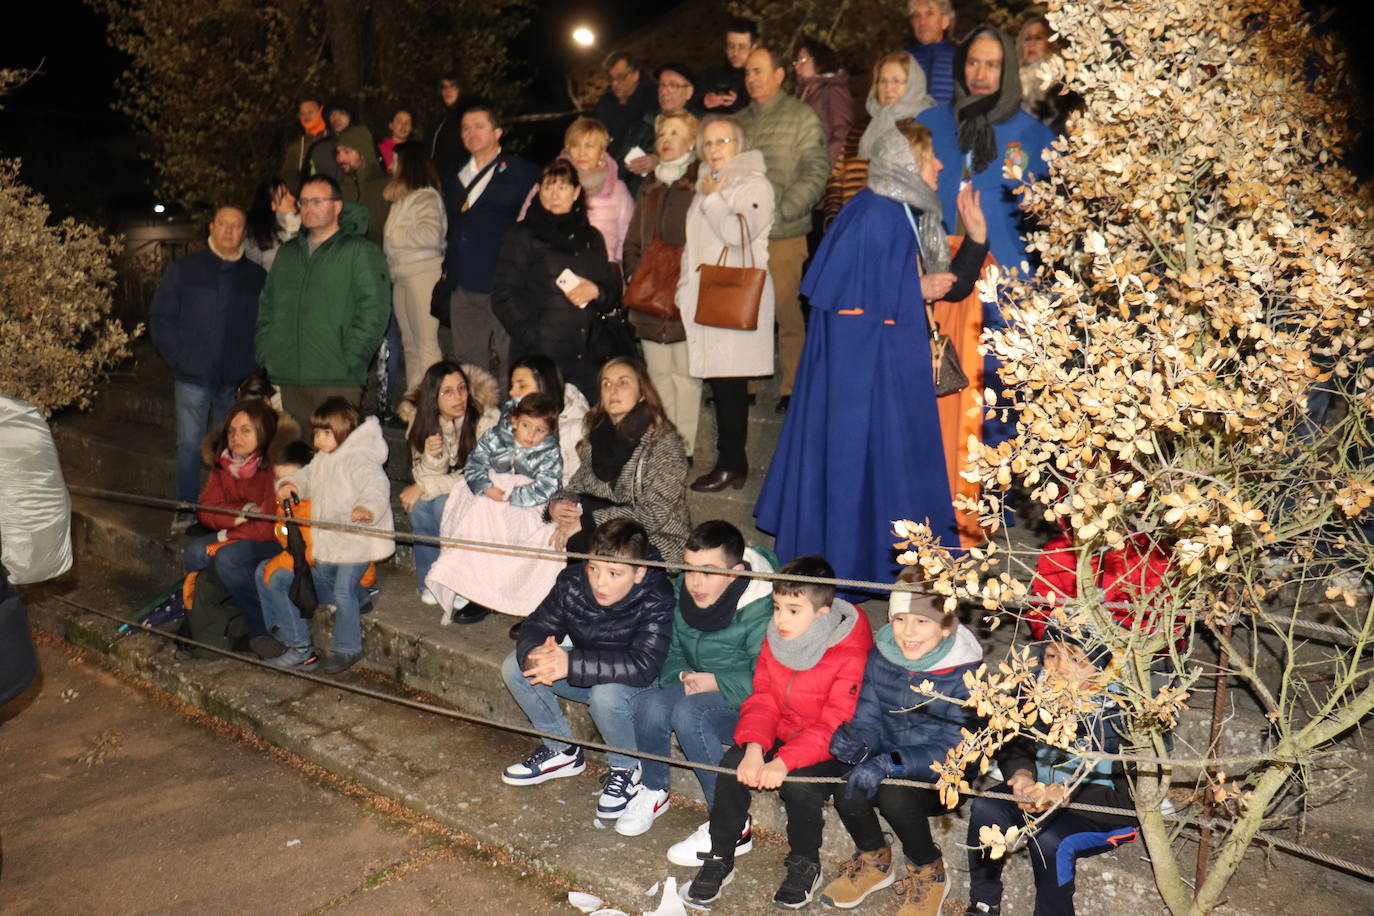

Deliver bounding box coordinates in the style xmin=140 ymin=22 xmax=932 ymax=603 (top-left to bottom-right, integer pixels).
xmin=435 ymin=104 xmax=538 ymax=380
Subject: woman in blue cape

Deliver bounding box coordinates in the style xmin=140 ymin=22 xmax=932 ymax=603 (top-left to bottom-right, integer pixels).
xmin=755 ymin=122 xmax=989 ymax=589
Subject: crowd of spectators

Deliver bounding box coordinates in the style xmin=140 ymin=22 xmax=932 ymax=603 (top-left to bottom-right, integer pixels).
xmin=145 ymin=6 xmax=1128 ymax=914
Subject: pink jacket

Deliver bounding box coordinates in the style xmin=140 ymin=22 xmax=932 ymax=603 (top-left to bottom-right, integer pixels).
xmin=520 ymin=152 xmax=635 ymax=262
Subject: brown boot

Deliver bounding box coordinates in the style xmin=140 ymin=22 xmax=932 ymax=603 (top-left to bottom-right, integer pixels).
xmin=819 ymin=847 xmax=894 ymax=908
xmin=894 ymin=857 xmax=950 ymax=916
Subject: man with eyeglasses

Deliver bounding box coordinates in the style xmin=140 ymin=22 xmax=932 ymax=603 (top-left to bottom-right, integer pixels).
xmin=699 ymin=17 xmax=757 ymax=115
xmin=594 ymin=50 xmax=659 ymax=192
xmin=620 ymin=63 xmax=702 ymax=180
xmin=255 ymin=175 xmax=392 ymax=428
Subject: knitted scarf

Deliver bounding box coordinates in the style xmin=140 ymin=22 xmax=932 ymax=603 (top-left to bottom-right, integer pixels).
xmin=680 ymin=564 xmax=752 ymax=633
xmin=875 ymin=623 xmax=956 ymax=672
xmin=767 ymin=601 xmax=858 ymax=671
xmin=589 ymin=402 xmax=651 ymax=483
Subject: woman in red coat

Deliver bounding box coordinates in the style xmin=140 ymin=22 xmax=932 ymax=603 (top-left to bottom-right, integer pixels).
xmin=183 ymin=399 xmax=281 ymax=638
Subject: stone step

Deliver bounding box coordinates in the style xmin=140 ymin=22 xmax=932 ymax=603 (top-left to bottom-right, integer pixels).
xmin=53 ymin=413 xmax=176 ymax=498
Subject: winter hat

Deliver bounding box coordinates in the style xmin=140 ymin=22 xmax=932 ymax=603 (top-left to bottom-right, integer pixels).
xmin=888 ymin=589 xmax=946 ymax=623
xmin=655 ymin=63 xmax=697 ymax=87
xmin=323 ymin=95 xmax=355 ymax=122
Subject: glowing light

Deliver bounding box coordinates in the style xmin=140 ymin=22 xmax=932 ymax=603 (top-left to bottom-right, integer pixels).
xmin=572 ymin=27 xmax=595 ymax=47
xmin=153 ymin=203 xmax=166 ymax=214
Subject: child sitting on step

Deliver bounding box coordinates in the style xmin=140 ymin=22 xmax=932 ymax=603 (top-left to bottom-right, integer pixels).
xmin=425 ymin=393 xmax=563 ymax=626
xmin=962 ymin=620 xmax=1139 ymax=916
xmin=819 ymin=578 xmax=985 ymax=916
xmin=255 ymin=398 xmax=394 ymax=674
xmin=685 ymin=555 xmax=874 ymax=911
xmin=499 ymin=518 xmax=674 ymax=822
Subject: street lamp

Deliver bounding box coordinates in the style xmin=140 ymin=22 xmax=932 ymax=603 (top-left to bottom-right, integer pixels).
xmin=572 ymin=26 xmax=595 ymax=48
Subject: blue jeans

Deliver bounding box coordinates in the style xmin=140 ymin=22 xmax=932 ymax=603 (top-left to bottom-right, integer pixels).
xmin=407 ymin=493 xmax=448 ymax=592
xmin=184 ymin=535 xmax=280 ymax=636
xmin=257 ymin=560 xmax=370 ymax=654
xmin=967 ymin=791 xmax=1138 ymax=916
xmin=174 ymin=380 xmax=236 ymax=504
xmin=631 ymin=683 xmax=738 ymax=802
xmin=500 ymin=650 xmax=652 ymax=771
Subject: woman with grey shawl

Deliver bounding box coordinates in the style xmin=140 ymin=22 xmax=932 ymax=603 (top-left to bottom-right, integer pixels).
xmin=756 ymin=120 xmax=990 ymax=586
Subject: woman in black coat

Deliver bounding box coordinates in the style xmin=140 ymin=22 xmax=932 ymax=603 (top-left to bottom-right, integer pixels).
xmin=492 ymin=158 xmax=624 ymax=401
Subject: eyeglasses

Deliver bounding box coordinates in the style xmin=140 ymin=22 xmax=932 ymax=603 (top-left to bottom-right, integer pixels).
xmin=660 ymin=81 xmax=691 ymax=91
xmin=608 ymin=69 xmax=635 ymax=83
xmin=701 ymin=137 xmax=735 ymax=149
xmin=793 ymin=56 xmax=812 ymax=67
xmin=298 ymin=197 xmax=339 ymax=208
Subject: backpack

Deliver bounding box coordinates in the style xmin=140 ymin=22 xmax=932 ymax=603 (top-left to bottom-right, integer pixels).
xmin=180 ymin=563 xmax=251 ymax=658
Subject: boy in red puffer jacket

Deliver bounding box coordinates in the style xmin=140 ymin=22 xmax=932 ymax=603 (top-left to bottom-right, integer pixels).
xmin=686 ymin=554 xmax=874 ymax=910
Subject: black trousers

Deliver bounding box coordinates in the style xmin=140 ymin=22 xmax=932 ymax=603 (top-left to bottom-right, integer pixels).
xmin=707 ymin=377 xmax=750 ymax=473
xmin=707 ymin=742 xmax=846 ymax=863
xmin=832 ymin=781 xmax=942 ymax=866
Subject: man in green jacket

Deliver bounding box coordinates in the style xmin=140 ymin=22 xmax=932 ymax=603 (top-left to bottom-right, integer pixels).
xmin=617 ymin=520 xmax=777 ymax=860
xmin=737 ymin=47 xmax=829 ymax=412
xmin=256 ymin=174 xmax=392 ymax=427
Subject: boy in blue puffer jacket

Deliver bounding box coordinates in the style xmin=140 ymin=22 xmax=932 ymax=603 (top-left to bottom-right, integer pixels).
xmin=962 ymin=621 xmax=1138 ymax=916
xmin=499 ymin=518 xmax=674 ymax=821
xmin=821 ymin=579 xmax=985 ymax=916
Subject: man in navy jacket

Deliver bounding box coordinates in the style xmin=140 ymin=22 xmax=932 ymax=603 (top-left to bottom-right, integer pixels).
xmin=149 ymin=206 xmax=265 ymax=532
xmin=436 ymin=104 xmax=538 ymax=379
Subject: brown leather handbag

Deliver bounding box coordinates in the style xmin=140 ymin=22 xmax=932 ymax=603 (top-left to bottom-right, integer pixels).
xmin=694 ymin=213 xmax=766 ymax=331
xmin=624 ymin=236 xmax=683 ymax=320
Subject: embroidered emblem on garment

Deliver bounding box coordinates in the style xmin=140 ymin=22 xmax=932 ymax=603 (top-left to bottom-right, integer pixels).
xmin=1002 ymin=141 xmax=1029 ymax=181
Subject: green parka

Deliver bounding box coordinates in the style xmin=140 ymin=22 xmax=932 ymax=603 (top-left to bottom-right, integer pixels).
xmin=255 ymin=203 xmax=391 ymax=387
xmin=658 ymin=544 xmax=779 ymax=708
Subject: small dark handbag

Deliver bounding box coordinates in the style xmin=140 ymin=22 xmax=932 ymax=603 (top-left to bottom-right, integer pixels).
xmin=694 ymin=213 xmax=766 ymax=332
xmin=927 ymin=303 xmax=969 ymax=397
xmin=586 ymin=307 xmax=640 ymax=363
xmin=624 ymin=237 xmax=684 ymax=321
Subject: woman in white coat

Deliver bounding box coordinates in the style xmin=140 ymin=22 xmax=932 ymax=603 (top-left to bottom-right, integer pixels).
xmin=677 ymin=114 xmax=775 ymax=492
xmin=383 ymin=142 xmax=447 ymax=392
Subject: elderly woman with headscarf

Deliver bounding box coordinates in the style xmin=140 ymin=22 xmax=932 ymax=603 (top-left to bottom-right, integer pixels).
xmin=820 ymin=51 xmax=935 ymax=227
xmin=756 ymin=121 xmax=990 ymax=588
xmin=916 ymin=25 xmax=1055 ymax=446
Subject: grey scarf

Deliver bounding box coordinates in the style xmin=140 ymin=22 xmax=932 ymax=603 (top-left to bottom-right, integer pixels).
xmin=866 ymin=130 xmax=951 ymax=272
xmin=766 ymin=600 xmax=860 ymax=671
xmin=953 ymin=27 xmax=1024 ymax=175
xmin=858 ymin=54 xmax=936 ymax=160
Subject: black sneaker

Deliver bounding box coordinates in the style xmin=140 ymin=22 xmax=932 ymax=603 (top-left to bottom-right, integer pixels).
xmin=687 ymin=855 xmax=735 ymax=905
xmin=773 ymin=854 xmax=822 ymax=909
xmin=963 ymin=905 xmax=1001 ymax=916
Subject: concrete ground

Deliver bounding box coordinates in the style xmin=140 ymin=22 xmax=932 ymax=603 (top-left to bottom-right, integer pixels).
xmin=0 ymin=638 xmax=571 ymax=916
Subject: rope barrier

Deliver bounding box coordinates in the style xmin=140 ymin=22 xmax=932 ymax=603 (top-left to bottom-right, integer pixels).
xmin=45 ymin=592 xmax=1374 ymax=883
xmin=67 ymin=484 xmax=1368 ymax=648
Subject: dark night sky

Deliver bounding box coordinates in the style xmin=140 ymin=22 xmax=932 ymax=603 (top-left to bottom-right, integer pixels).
xmin=1 ymin=0 xmax=1372 ymax=224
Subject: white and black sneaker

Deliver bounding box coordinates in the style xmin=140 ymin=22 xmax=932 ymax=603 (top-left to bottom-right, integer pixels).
xmin=615 ymin=787 xmax=670 ymax=836
xmin=501 ymin=744 xmax=586 ymax=786
xmin=595 ymin=766 xmax=640 ymax=820
xmin=666 ymin=816 xmax=753 ymax=867
xmin=773 ymin=854 xmax=822 ymax=909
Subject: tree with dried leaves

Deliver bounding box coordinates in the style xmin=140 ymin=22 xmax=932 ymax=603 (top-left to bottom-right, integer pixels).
xmin=88 ymin=0 xmax=531 ymax=214
xmin=894 ymin=0 xmax=1374 ymax=912
xmin=0 ymin=70 xmax=135 ymax=415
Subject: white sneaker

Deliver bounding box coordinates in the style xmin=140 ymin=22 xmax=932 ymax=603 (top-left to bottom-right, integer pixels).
xmin=419 ymin=589 xmax=440 ymax=606
xmin=616 ymin=787 xmax=670 ymax=836
xmin=596 ymin=766 xmax=640 ymax=819
xmin=666 ymin=816 xmax=752 ymax=867
xmin=501 ymin=744 xmax=586 ymax=786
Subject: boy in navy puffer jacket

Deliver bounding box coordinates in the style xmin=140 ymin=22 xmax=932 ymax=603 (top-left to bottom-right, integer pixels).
xmin=820 ymin=583 xmax=984 ymax=916
xmin=499 ymin=518 xmax=674 ymax=821
xmin=963 ymin=621 xmax=1138 ymax=916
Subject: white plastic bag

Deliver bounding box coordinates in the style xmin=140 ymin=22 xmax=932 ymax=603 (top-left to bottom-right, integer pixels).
xmin=0 ymin=395 xmax=73 ymax=584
